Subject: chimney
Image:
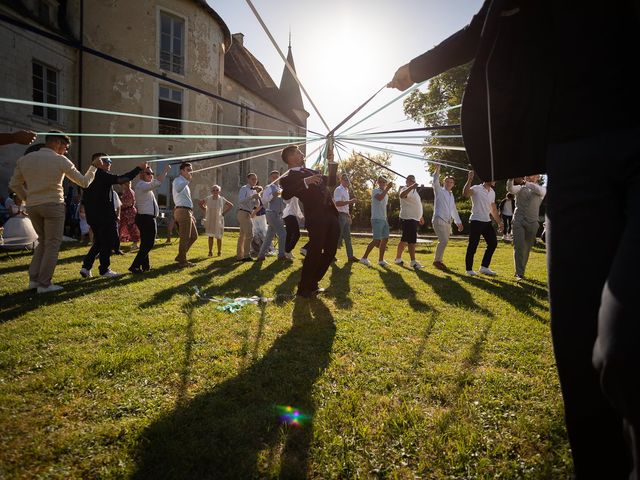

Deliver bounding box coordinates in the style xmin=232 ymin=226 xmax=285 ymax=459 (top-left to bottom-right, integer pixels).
xmin=232 ymin=33 xmax=244 ymax=47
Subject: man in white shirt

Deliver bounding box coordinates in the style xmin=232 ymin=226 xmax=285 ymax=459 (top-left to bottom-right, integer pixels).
xmin=282 ymin=196 xmax=303 ymax=260
xmin=333 ymin=174 xmax=358 ymax=262
xmin=257 ymin=171 xmax=287 ymax=261
xmin=462 ymin=170 xmax=503 ymax=276
xmin=507 ymin=175 xmax=546 ymax=280
xmin=129 ymin=164 xmax=171 ymax=273
xmin=172 ymin=162 xmax=197 ymax=267
xmin=394 ymin=175 xmax=425 ymax=269
xmin=236 ymin=173 xmax=261 ymax=261
xmin=431 ymin=164 xmax=463 ymax=271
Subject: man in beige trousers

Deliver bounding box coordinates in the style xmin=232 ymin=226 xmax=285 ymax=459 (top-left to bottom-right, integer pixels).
xmin=172 ymin=162 xmax=198 ymax=267
xmin=9 ymin=130 xmax=98 ymax=293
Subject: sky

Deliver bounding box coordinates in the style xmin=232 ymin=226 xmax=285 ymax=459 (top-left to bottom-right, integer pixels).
xmin=207 ymin=0 xmax=483 ymax=185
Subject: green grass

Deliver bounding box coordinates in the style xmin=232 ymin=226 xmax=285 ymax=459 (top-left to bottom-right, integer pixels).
xmin=0 ymin=234 xmax=571 ymax=479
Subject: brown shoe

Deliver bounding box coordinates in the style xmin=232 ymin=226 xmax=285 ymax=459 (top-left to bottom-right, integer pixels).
xmin=433 ymin=261 xmax=448 ymax=271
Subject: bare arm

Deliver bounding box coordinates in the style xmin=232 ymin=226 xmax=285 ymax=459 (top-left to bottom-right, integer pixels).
xmin=399 ymin=183 xmax=416 ymax=199
xmin=374 ymin=183 xmax=393 ymax=201
xmin=462 ymin=170 xmax=474 ymax=198
xmin=490 ymin=202 xmax=503 ymax=233
xmin=0 ymin=130 xmax=36 ymax=146
xmin=222 ymin=199 xmax=234 ymax=214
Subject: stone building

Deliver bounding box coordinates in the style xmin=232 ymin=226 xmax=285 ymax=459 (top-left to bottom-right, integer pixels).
xmin=0 ymin=0 xmax=308 ymax=226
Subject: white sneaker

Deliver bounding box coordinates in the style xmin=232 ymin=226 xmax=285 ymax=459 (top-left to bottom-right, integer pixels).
xmin=28 ymin=280 xmax=39 ymax=289
xmin=410 ymin=260 xmax=424 ymax=269
xmin=101 ymin=270 xmax=121 ymax=278
xmin=79 ymin=267 xmax=92 ymax=278
xmin=466 ymin=270 xmax=478 ymax=276
xmin=378 ymin=260 xmax=389 ymax=267
xmin=130 ymin=244 xmax=139 ymax=251
xmin=300 ymin=248 xmax=307 ymax=257
xmin=37 ymin=284 xmax=63 ymax=294
xmin=359 ymin=258 xmax=371 ymax=266
xmin=479 ymin=266 xmax=497 ymax=276
xmin=394 ymin=258 xmax=403 ymax=265
xmin=284 ymin=252 xmax=295 ymax=260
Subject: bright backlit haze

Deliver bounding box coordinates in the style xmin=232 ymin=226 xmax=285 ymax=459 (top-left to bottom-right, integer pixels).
xmin=208 ymin=0 xmax=483 ymax=185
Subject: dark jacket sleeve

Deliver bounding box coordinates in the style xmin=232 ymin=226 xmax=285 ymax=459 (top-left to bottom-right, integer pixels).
xmin=281 ymin=172 xmax=306 ymax=200
xmin=409 ymin=0 xmax=491 ymax=82
xmin=106 ymin=167 xmax=142 ymax=186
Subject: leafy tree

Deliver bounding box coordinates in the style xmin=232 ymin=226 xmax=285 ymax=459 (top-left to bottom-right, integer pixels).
xmin=402 ymin=63 xmax=506 ymax=200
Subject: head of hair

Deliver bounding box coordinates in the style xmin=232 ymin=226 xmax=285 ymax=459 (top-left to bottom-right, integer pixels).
xmin=281 ymin=145 xmax=298 ymax=163
xmin=92 ymin=152 xmax=108 ymax=162
xmin=247 ymin=172 xmax=257 ymax=179
xmin=45 ymin=130 xmax=71 ymax=146
xmin=340 ymin=173 xmax=350 ymax=181
xmin=269 ymin=170 xmax=280 ymax=176
xmin=179 ymin=162 xmax=192 ymax=171
xmin=377 ymin=176 xmax=388 ymax=183
xmin=212 ymin=184 xmax=221 ymax=191
xmin=444 ymin=175 xmax=455 ymax=182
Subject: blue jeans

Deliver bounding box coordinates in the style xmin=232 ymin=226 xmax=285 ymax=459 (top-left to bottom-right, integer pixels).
xmin=259 ymin=210 xmax=286 ymax=257
xmin=547 ymin=126 xmax=640 ymax=479
xmin=337 ymin=212 xmax=353 ymax=258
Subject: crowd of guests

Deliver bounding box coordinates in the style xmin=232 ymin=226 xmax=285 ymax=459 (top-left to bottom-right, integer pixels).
xmin=4 ymin=129 xmax=547 ymax=294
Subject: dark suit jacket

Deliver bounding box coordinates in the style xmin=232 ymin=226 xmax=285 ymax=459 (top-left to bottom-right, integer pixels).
xmin=280 ymin=168 xmax=337 ymax=223
xmin=83 ymin=167 xmax=141 ymax=225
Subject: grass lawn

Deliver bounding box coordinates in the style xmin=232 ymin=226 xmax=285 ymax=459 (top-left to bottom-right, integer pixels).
xmin=0 ymin=233 xmax=571 ymax=479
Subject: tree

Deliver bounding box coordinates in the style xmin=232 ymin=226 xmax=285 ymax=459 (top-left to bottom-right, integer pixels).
xmin=403 ymin=63 xmax=510 ymax=201
xmin=336 ymin=150 xmax=397 ymax=228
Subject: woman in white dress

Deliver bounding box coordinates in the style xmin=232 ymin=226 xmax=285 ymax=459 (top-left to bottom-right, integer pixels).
xmin=199 ymin=185 xmax=233 ymax=256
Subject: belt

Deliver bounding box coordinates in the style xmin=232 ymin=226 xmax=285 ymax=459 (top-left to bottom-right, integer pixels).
xmin=175 ymin=206 xmax=192 ymax=210
xmin=239 ymin=209 xmax=251 ymax=213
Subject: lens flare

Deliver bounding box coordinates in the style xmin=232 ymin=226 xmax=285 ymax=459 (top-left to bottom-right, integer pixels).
xmin=276 ymin=405 xmax=310 ymax=426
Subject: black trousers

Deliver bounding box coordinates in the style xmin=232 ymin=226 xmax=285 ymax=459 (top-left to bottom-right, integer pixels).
xmin=130 ymin=214 xmax=156 ymax=271
xmin=501 ymin=214 xmax=513 ymax=235
xmin=547 ymin=128 xmax=640 ymax=479
xmin=284 ymin=215 xmax=301 ymax=253
xmin=82 ymin=221 xmax=115 ymax=275
xmin=298 ymin=212 xmax=339 ymax=295
xmin=465 ymin=220 xmax=497 ymax=271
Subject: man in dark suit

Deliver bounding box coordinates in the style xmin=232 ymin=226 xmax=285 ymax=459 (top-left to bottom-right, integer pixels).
xmin=80 ymin=153 xmax=145 ymax=278
xmin=280 ymin=145 xmax=339 ymax=298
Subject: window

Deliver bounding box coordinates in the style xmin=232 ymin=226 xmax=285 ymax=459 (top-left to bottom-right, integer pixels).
xmin=239 ymin=101 xmax=251 ymax=130
xmin=159 ymin=12 xmax=184 ymax=75
xmin=32 ymin=61 xmax=58 ymax=122
xmin=158 ymin=86 xmax=183 ymax=135
xmin=238 ymin=151 xmax=249 ymax=183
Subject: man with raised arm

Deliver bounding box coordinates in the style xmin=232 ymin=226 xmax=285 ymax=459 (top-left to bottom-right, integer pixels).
xmin=10 ymin=130 xmax=97 ymax=293
xmin=280 ymin=145 xmax=339 ymax=298
xmin=462 ymin=170 xmax=502 ymax=276
xmin=431 ymin=164 xmax=463 ymax=271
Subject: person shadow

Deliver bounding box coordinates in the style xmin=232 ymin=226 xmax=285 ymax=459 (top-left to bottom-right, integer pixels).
xmin=131 ymin=297 xmax=336 ymax=479
xmin=328 ymin=260 xmax=353 ymax=309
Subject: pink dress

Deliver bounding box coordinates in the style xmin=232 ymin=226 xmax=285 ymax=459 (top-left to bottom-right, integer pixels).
xmin=119 ymin=187 xmax=140 ymax=242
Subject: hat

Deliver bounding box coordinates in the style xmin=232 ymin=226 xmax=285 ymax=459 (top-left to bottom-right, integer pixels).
xmin=377 ymin=176 xmax=388 ymax=182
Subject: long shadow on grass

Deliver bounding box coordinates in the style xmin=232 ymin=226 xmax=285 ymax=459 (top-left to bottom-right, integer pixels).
xmin=377 ymin=267 xmax=432 ymax=312
xmin=414 ymin=269 xmax=494 ymax=318
xmin=0 ymin=262 xmax=182 ymax=323
xmin=328 ymin=261 xmax=353 ymax=309
xmin=132 ymin=297 xmax=336 ymax=479
xmin=450 ymin=272 xmax=548 ymax=323
xmin=141 ymin=257 xmax=294 ymax=308
xmin=0 ymin=252 xmax=87 ymax=275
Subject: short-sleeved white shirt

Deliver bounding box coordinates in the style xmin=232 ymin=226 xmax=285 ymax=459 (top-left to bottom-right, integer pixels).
xmin=333 ymin=185 xmax=350 ymax=214
xmin=469 ymin=184 xmax=495 ymax=222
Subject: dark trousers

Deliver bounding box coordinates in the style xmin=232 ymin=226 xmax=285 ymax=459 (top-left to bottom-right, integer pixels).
xmin=82 ymin=221 xmax=115 ymax=275
xmin=465 ymin=220 xmax=497 ymax=271
xmin=547 ymin=128 xmax=640 ymax=479
xmin=113 ymin=221 xmax=121 ymax=252
xmin=284 ymin=214 xmax=301 ymax=253
xmin=298 ymin=212 xmax=339 ymax=295
xmin=501 ymin=214 xmax=513 ymax=235
xmin=130 ymin=214 xmax=156 ymax=271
